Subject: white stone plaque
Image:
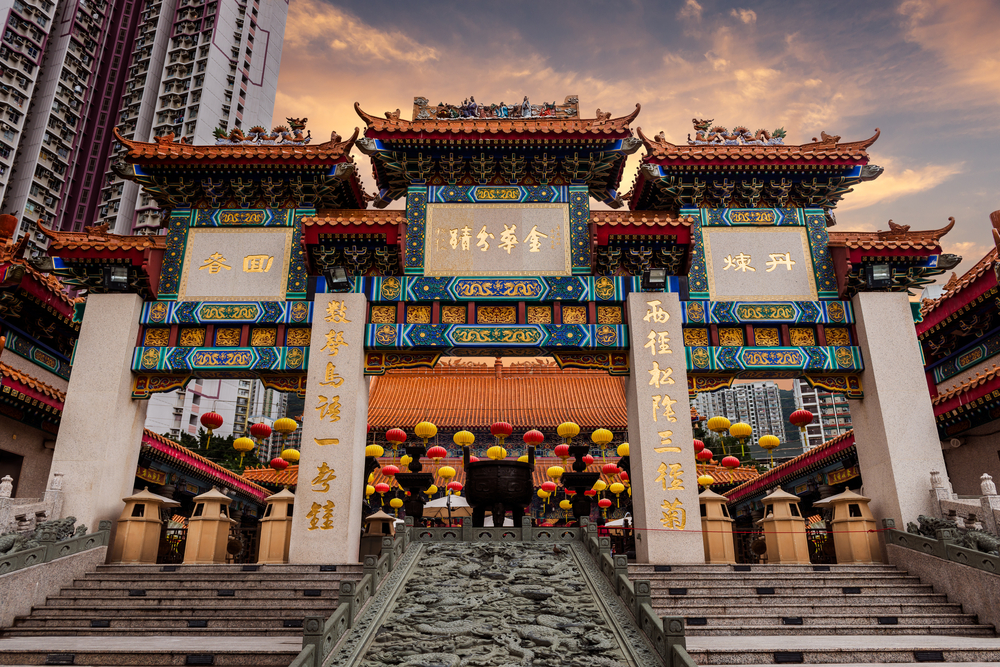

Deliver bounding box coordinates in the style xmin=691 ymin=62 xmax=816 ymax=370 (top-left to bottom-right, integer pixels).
xmin=703 ymin=227 xmax=817 ymax=301
xmin=178 ymin=228 xmax=293 ymax=301
xmin=424 ymin=203 xmax=570 ymax=277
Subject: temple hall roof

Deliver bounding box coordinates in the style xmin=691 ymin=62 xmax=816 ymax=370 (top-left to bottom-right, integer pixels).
xmin=41 ymin=224 xmax=167 ymax=253
xmin=920 ymin=214 xmax=1000 ymax=319
xmin=0 ymin=361 xmax=65 ymax=403
xmin=590 ymin=211 xmax=695 ymax=228
xmin=827 ymin=217 xmax=955 ymax=252
xmin=112 ymin=127 xmax=359 ymax=163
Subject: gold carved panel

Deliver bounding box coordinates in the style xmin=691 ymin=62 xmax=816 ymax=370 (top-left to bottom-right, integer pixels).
xmin=441 ymin=305 xmax=466 ymax=324
xmin=371 ymin=305 xmax=396 ymax=324
xmin=719 ymin=327 xmax=744 ymax=346
xmin=754 ymin=328 xmax=781 ymax=347
xmin=215 ymin=327 xmax=241 ymax=346
xmin=562 ymin=306 xmax=587 ymax=324
xmin=597 ymin=306 xmax=622 ymax=324
xmin=478 ymin=306 xmax=516 ymax=324
xmin=178 ymin=328 xmax=206 ymax=347
xmin=683 ymin=328 xmax=709 ymax=346
xmin=826 ymin=327 xmax=851 ymax=346
xmin=526 ymin=306 xmax=552 ymax=324
xmin=143 ymin=328 xmax=169 ymax=347
xmin=406 ymin=305 xmax=431 ymax=324
xmin=250 ymin=328 xmax=277 ymax=347
xmin=286 ymin=328 xmax=311 ymax=346
xmin=789 ymin=327 xmax=816 ymax=346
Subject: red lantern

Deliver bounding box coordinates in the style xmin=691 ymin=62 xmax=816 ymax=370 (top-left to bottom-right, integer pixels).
xmin=721 ymin=456 xmax=740 ymax=469
xmin=381 ymin=464 xmax=399 ymax=477
xmin=541 ymin=481 xmax=557 ymax=493
xmin=696 ymin=449 xmax=713 ymax=462
xmin=269 ymin=457 xmax=289 ymax=471
xmin=427 ymin=446 xmax=448 ymax=461
xmin=200 ymin=411 xmax=223 ymax=433
xmin=385 ymin=428 xmax=407 ymax=445
xmin=566 ymin=489 xmax=577 ymax=496
xmin=469 ymin=456 xmax=480 ymax=462
xmin=584 ymin=489 xmax=597 ymax=497
xmin=447 ymin=481 xmax=463 ymax=493
xmin=490 ymin=421 xmax=513 ymax=440
xmin=620 ymin=471 xmax=629 ymax=482
xmin=367 ymin=422 xmax=371 ymax=432
xmin=374 ymin=482 xmax=390 ymax=494
xmin=523 ymin=429 xmax=544 ymax=446
xmin=601 ymin=463 xmax=620 ymax=476
xmin=598 ymin=498 xmax=613 ymax=509
xmin=693 ymin=439 xmax=705 ymax=453
xmin=789 ymin=409 xmax=814 ymax=430
xmin=554 ymin=443 xmax=570 ymax=459
xmin=582 ymin=454 xmax=595 ymax=466
xmin=250 ymin=422 xmax=272 ymax=440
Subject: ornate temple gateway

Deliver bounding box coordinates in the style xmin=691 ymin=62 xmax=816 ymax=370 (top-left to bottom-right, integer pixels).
xmin=38 ymin=99 xmax=958 ymax=567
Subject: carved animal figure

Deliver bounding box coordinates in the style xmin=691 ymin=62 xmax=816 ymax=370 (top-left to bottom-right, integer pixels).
xmin=594 ymin=109 xmax=611 ymax=122
xmin=887 ymin=220 xmax=911 ymax=233
xmin=811 ymin=131 xmax=841 ymax=144
xmin=285 ymin=117 xmax=307 ymax=131
xmin=961 ymin=529 xmax=1000 ymax=555
xmin=384 ymin=109 xmax=400 ymax=121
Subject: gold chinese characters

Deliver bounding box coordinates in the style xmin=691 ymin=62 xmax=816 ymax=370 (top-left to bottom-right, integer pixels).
xmin=721 ymin=251 xmax=796 ymax=273
xmin=200 ymin=253 xmax=277 ymax=274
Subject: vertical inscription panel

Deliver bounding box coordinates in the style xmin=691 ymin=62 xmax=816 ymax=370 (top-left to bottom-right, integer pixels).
xmin=424 ymin=203 xmax=570 ymax=277
xmin=626 ymin=292 xmax=704 ymax=564
xmin=288 ymin=293 xmax=369 ymax=564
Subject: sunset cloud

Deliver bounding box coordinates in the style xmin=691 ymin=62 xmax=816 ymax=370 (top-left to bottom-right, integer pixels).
xmin=836 ymin=157 xmax=964 ymax=213
xmin=730 ymin=8 xmax=757 ymax=24
xmin=678 ymin=0 xmax=703 ymax=21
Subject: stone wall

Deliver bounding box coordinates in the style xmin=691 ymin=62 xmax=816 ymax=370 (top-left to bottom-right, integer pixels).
xmin=0 ymin=414 xmax=54 ymax=499
xmin=0 ymin=545 xmax=107 ymax=627
xmin=886 ymin=543 xmax=1000 ymax=632
xmin=942 ymin=425 xmax=1000 ymax=497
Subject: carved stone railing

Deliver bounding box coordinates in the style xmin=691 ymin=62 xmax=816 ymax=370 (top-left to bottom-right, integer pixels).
xmin=296 ymin=525 xmax=410 ymax=667
xmin=930 ymin=471 xmax=1000 ymax=536
xmin=408 ymin=516 xmax=583 ymax=543
xmin=581 ymin=522 xmax=688 ymax=667
xmin=0 ymin=474 xmax=65 ymax=535
xmin=0 ymin=520 xmax=111 ymax=577
xmin=885 ymin=526 xmax=1000 ymax=575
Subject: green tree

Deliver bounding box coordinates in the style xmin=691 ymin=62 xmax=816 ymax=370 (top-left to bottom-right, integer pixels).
xmin=167 ymin=428 xmax=247 ymax=473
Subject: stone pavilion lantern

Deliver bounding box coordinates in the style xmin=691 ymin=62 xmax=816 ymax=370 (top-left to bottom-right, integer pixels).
xmin=110 ymin=487 xmax=180 ymax=564
xmin=183 ymin=488 xmax=235 ymax=564
xmin=698 ymin=488 xmax=736 ymax=564
xmin=758 ymin=487 xmax=810 ymax=564
xmin=816 ymin=489 xmax=881 ymax=564
xmin=257 ymin=488 xmax=295 ymax=564
xmin=360 ymin=509 xmax=396 ymax=558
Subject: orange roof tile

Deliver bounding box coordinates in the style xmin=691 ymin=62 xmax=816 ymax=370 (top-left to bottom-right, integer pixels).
xmin=932 ymin=363 xmax=1000 ymax=406
xmin=301 ymin=209 xmax=406 ymax=227
xmin=42 ymin=224 xmax=166 ymax=253
xmin=356 ymin=102 xmax=640 ymax=137
xmin=368 ymin=365 xmax=628 ymax=430
xmin=638 ymin=127 xmax=879 ymax=163
xmin=921 ymin=247 xmax=998 ymax=317
xmin=0 ymin=361 xmax=66 ymax=402
xmin=113 ymin=127 xmax=359 ymax=162
xmin=828 ymin=217 xmax=955 ymax=251
xmin=590 ymin=211 xmax=694 ymax=228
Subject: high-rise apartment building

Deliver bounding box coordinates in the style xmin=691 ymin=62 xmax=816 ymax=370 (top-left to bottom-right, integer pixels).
xmin=793 ymin=379 xmax=853 ymax=449
xmin=0 ymin=0 xmax=287 ymax=256
xmin=145 ymin=378 xmax=286 ymax=443
xmin=98 ymin=0 xmax=287 ymax=235
xmin=691 ymin=381 xmax=788 ymax=443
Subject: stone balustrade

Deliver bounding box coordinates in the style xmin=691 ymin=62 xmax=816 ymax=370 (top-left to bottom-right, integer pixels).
xmin=929 ymin=471 xmax=1000 ymax=536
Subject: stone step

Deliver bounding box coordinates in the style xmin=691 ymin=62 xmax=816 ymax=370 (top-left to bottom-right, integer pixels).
xmin=42 ymin=597 xmax=338 ymax=609
xmin=84 ymin=569 xmax=362 ymax=580
xmin=50 ymin=585 xmax=343 ymax=600
xmin=630 ymin=564 xmax=900 ymax=573
xmin=11 ymin=606 xmax=338 ymax=619
xmin=674 ymin=613 xmax=983 ymax=628
xmin=687 ymin=625 xmax=996 ymax=637
xmin=684 ymin=634 xmax=1000 ymax=664
xmin=640 ymin=573 xmax=922 ymax=584
xmin=94 ymin=564 xmax=361 ymax=574
xmin=652 ymin=603 xmax=967 ymax=616
xmin=1 ymin=625 xmax=305 ymax=637
xmin=8 ymin=614 xmax=328 ymax=631
xmin=69 ymin=576 xmax=353 ymax=589
xmin=648 ymin=583 xmax=936 ymax=595
xmin=649 ymin=593 xmax=952 ymax=606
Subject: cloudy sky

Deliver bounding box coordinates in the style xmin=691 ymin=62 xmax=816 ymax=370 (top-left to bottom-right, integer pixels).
xmin=273 ymin=0 xmax=998 ymax=281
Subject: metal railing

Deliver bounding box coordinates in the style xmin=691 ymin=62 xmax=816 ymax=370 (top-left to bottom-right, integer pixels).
xmin=0 ymin=520 xmax=111 ymax=576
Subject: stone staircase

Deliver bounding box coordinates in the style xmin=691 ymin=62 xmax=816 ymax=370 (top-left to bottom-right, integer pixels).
xmin=631 ymin=563 xmax=1000 ymax=664
xmin=0 ymin=563 xmax=362 ymax=665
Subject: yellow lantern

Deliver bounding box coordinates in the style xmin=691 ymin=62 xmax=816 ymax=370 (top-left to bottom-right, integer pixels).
xmin=517 ymin=454 xmax=529 ymax=462
xmin=698 ymin=474 xmax=715 ymax=487
xmin=559 ymin=499 xmax=572 ymax=511
xmin=368 ymin=472 xmax=375 ymax=484
xmin=557 ymin=421 xmax=580 ymax=444
xmin=729 ymin=421 xmax=753 ymax=456
xmin=706 ymin=416 xmax=731 ymax=434
xmin=280 ymin=448 xmax=300 ymax=463
xmin=591 ymin=428 xmax=613 ymax=450
xmin=537 ymin=489 xmax=550 ymax=499
xmin=389 ymin=498 xmax=403 ymax=509
xmin=453 ymin=430 xmax=475 ymax=447
xmin=609 ymin=482 xmax=625 ymax=495
xmin=438 ymin=466 xmax=456 ymax=480
xmin=273 ymin=417 xmax=298 ymax=437
xmin=414 ymin=421 xmax=438 ymax=444
xmin=758 ymin=434 xmax=781 ymax=465
xmin=616 ymin=442 xmax=630 ymax=457
xmin=425 ymin=484 xmax=438 ymax=495
xmin=365 ymin=484 xmax=375 ymax=497
xmin=487 ymin=446 xmax=505 ymax=460
xmin=400 ymin=454 xmax=413 ymax=468
xmin=593 ymin=480 xmax=607 ymax=492
xmin=365 ymin=444 xmax=384 ymax=458
xmin=233 ymin=436 xmax=254 ymax=468
xmin=546 ymin=465 xmax=564 ymax=480
xmin=453 ymin=491 xmax=461 ymax=497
